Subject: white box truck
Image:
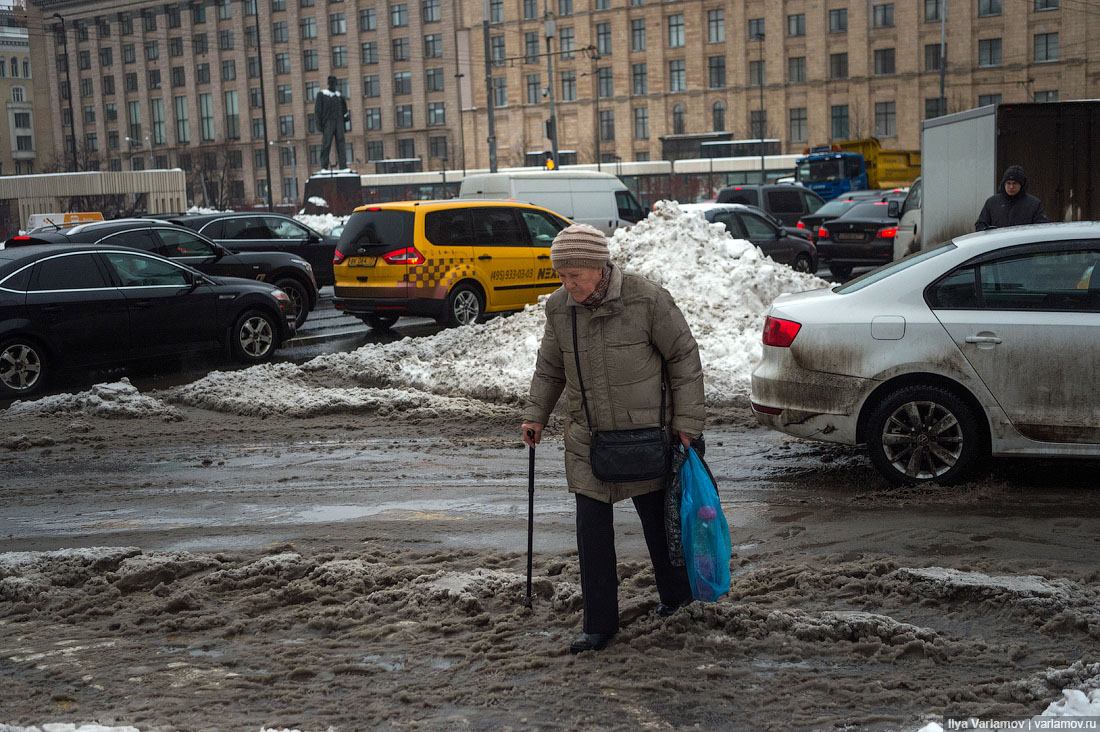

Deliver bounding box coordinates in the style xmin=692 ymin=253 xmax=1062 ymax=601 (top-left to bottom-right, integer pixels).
xmin=920 ymin=101 xmax=1100 ymax=249
xmin=458 ymin=170 xmax=646 ymax=235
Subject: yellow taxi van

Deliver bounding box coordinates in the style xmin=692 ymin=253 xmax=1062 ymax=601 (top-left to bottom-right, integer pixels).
xmin=332 ymin=199 xmax=571 ymax=329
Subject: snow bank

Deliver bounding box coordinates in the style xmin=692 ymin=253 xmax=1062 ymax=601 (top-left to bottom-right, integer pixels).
xmin=295 ymin=212 xmax=347 ymax=235
xmin=168 ymin=202 xmax=824 ymax=417
xmin=4 ymin=379 xmax=181 ymax=421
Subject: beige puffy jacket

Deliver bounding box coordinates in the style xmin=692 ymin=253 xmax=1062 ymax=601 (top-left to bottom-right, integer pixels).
xmin=522 ymin=266 xmax=706 ymax=503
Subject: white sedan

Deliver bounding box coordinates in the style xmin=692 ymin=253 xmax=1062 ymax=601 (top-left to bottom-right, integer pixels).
xmin=750 ymin=222 xmax=1100 ymax=485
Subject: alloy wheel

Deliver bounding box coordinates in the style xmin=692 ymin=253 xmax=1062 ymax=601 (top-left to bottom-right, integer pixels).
xmin=880 ymin=399 xmax=964 ymax=480
xmin=239 ymin=316 xmax=274 ymax=358
xmin=0 ymin=343 xmax=42 ymax=392
xmin=452 ymin=290 xmax=480 ymax=326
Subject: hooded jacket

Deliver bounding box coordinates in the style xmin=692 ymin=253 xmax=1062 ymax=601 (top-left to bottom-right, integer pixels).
xmin=975 ymin=165 xmax=1048 ymax=231
xmin=522 ymin=266 xmax=706 ymax=503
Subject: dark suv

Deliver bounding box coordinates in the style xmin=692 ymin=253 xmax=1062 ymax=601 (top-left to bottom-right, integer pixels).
xmin=716 ymin=184 xmax=826 ymax=228
xmin=162 ymin=213 xmax=337 ymax=286
xmin=6 ymin=219 xmax=318 ymax=328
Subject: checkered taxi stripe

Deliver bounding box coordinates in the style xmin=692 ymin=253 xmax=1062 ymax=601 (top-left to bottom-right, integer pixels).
xmin=404 ymin=257 xmax=476 ymax=291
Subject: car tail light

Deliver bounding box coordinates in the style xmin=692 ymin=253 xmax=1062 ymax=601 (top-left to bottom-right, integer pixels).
xmin=817 ymin=227 xmax=830 ymax=239
xmin=876 ymin=226 xmax=898 ymax=239
xmin=796 ymin=221 xmax=805 ymax=229
xmin=382 ymin=246 xmax=425 ymax=265
xmin=762 ymin=316 xmax=801 ymax=347
xmin=333 ymin=250 xmax=347 ymax=265
xmin=750 ymin=401 xmax=783 ymax=416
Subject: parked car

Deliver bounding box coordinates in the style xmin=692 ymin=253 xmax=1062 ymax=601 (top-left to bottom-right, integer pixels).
xmin=743 ymin=205 xmax=813 ymax=242
xmin=751 ymin=222 xmax=1100 ymax=485
xmin=162 ymin=212 xmax=337 ymax=286
xmin=333 ymin=199 xmax=572 ymax=329
xmin=0 ymin=244 xmax=295 ymax=397
xmin=678 ymin=203 xmax=818 ymax=273
xmin=893 ymin=177 xmax=923 ymax=261
xmin=7 ymin=219 xmax=318 ymax=329
xmin=715 ymin=184 xmax=826 ymax=228
xmin=798 ymin=190 xmax=908 ymax=241
xmin=814 ymin=199 xmax=902 ymax=279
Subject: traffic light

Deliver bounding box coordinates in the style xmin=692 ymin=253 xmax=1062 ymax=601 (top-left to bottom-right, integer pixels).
xmin=543 ymin=150 xmax=555 ymax=170
xmin=544 ymin=118 xmax=555 ymax=141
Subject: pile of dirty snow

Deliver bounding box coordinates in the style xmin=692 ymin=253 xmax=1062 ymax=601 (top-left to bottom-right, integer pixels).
xmin=167 ymin=202 xmax=825 ymax=416
xmin=295 ymin=212 xmax=347 ymax=235
xmin=5 ymin=379 xmax=181 ymax=421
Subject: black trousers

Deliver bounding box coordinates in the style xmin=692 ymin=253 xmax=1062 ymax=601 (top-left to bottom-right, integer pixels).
xmin=575 ymin=489 xmax=692 ymax=635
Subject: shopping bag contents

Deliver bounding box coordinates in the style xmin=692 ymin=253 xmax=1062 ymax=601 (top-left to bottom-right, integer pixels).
xmin=680 ymin=447 xmax=731 ymax=601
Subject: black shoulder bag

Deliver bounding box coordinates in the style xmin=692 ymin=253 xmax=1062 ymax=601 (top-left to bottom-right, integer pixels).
xmin=571 ymin=307 xmax=670 ymax=483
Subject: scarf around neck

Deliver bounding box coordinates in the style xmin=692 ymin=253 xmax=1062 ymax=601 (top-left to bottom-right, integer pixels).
xmin=581 ymin=263 xmax=614 ymax=308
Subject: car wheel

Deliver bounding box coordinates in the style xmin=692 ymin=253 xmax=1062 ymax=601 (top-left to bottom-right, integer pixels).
xmin=828 ymin=263 xmax=853 ymax=280
xmin=0 ymin=338 xmax=46 ymax=397
xmin=230 ymin=309 xmax=278 ymax=364
xmin=792 ymin=254 xmax=814 ymax=274
xmin=866 ymin=385 xmax=985 ymax=486
xmin=443 ymin=283 xmax=483 ymax=327
xmin=363 ymin=314 xmax=399 ymax=331
xmin=274 ymin=278 xmax=309 ymax=329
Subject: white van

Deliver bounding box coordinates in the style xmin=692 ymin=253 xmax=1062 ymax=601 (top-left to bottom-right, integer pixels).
xmin=458 ymin=170 xmax=646 ymax=235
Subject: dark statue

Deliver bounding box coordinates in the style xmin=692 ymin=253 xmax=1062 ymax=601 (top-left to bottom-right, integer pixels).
xmin=314 ymin=75 xmax=350 ymax=170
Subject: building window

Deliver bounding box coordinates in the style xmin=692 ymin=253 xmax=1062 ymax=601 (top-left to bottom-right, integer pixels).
xmin=788 ymin=56 xmax=806 ymax=83
xmin=330 ymin=13 xmax=346 ymax=34
xmin=278 ymin=114 xmax=294 ymax=136
xmin=750 ymin=110 xmax=766 ymax=139
xmin=125 ymin=72 xmax=138 ymax=92
xmin=1034 ymin=33 xmax=1058 ymax=62
xmin=708 ymin=10 xmax=724 ymax=44
xmin=633 ymin=107 xmax=648 ymax=139
xmin=978 ymin=38 xmax=1001 ymax=67
xmin=394 ymin=71 xmax=411 ymax=94
xmin=364 ymin=75 xmax=380 ymax=97
xmin=597 ymin=23 xmax=611 ymax=56
xmin=526 ymin=74 xmax=540 ymax=104
xmin=789 ymin=107 xmax=807 ymax=143
xmin=748 ymin=18 xmax=764 ymax=40
xmin=428 ymin=101 xmax=445 ymax=125
xmin=429 ymin=135 xmax=447 ymax=161
xmin=282 ymin=177 xmax=297 ymax=203
xmin=365 ymin=107 xmax=381 ymax=129
xmin=490 ymin=0 xmax=503 ymax=23
xmin=561 ymin=70 xmax=576 ymax=101
xmin=493 ymin=77 xmax=506 ymax=107
xmin=979 ymin=0 xmax=1001 ymax=16
xmin=14 ymin=111 xmax=29 ymax=128
xmin=301 ymin=49 xmax=318 ymax=71
xmin=277 ymin=83 xmax=292 ymax=104
xmin=787 ymin=13 xmax=804 ymax=37
xmin=272 ymin=21 xmax=288 ymax=42
xmin=217 ymin=0 xmax=232 ymax=20
xmin=874 ymin=48 xmax=895 ymax=75
xmin=597 ymin=66 xmax=613 ymax=98
xmin=526 ymin=32 xmax=539 ymax=63
xmin=829 ymin=9 xmax=847 ymax=32
xmin=1035 ymin=90 xmax=1059 ymax=102
xmin=143 ymin=9 xmax=157 ymax=30
xmin=151 ymin=98 xmax=166 ymax=144
xmin=171 ymin=66 xmax=185 ymax=87
xmin=222 ymin=60 xmax=236 ymax=81
xmin=360 ymin=8 xmax=376 ymax=30
xmin=100 ymin=47 xmax=113 ymax=66
xmin=393 ymin=38 xmax=410 ymax=62
xmin=667 ymin=14 xmax=684 ymax=48
xmin=925 ymin=43 xmax=945 ymax=71
xmin=978 ymin=93 xmax=1002 ymax=106
xmin=124 ymin=44 xmax=136 ymax=64
xmin=874 ymin=101 xmax=896 ymax=137
xmin=925 ymin=97 xmax=946 ymax=119
xmin=275 ymin=53 xmax=290 ymax=74
xmin=362 ymin=42 xmax=378 ymax=64
xmin=149 ymin=69 xmax=162 ymax=88
xmin=632 ymin=63 xmax=647 ymax=95
xmin=249 ymin=87 xmax=263 ymax=108
xmin=560 ymin=27 xmax=574 ymax=59
xmin=708 ymin=56 xmax=725 ymax=89
xmin=396 ymin=104 xmax=413 ymax=127
xmin=397 ymin=139 xmax=415 ymax=159
xmin=252 ymin=117 xmax=264 ymax=138
xmin=829 ymin=53 xmax=848 ymax=80
xmin=873 ymin=4 xmax=894 ymax=28
xmin=391 ymin=3 xmax=408 ymax=27
xmin=427 ymin=67 xmax=444 ymax=92
xmin=671 ymin=104 xmax=684 ymax=134
xmin=1035 ymin=0 xmax=1058 ymax=8
xmin=749 ymin=60 xmax=764 ymax=86
xmin=925 ymin=0 xmax=943 ymax=21
xmin=248 ymin=57 xmax=260 ymax=77
xmin=599 ymin=110 xmax=614 ymax=142
xmin=305 ymin=81 xmax=319 ymax=102
xmin=78 ymin=50 xmax=90 ymax=70
xmin=169 ymin=38 xmax=183 ymax=58
xmin=712 ymin=101 xmax=724 ymax=132
xmin=104 ymin=77 xmax=115 ymax=96
xmin=219 ymin=30 xmax=234 ymax=51
xmin=524 ymin=0 xmax=538 ymax=19
xmin=631 ymin=19 xmax=645 ymax=52
xmin=174 ymin=97 xmax=190 ymax=144
xmin=83 ymin=105 xmax=96 ymax=124
xmin=199 ymin=93 xmax=214 ymax=141
xmin=831 ymin=105 xmax=849 ymax=139
xmin=367 ymin=140 xmax=383 ymax=160
xmin=559 ymin=0 xmax=572 ymax=15
xmin=332 ymin=46 xmax=347 ymax=68
xmin=668 ymin=59 xmax=685 ymax=92
xmin=424 ymin=0 xmax=441 ymax=22
xmin=81 ymin=78 xmax=94 ymax=97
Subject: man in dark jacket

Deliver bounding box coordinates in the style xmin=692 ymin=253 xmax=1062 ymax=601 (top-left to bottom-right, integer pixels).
xmin=975 ymin=165 xmax=1048 ymax=231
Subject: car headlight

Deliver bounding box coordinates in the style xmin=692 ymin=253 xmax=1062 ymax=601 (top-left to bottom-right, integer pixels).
xmin=271 ymin=288 xmax=290 ymax=302
xmin=292 ymin=258 xmax=313 ymax=273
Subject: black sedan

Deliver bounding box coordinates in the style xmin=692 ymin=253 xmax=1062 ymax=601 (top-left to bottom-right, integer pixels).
xmin=161 ymin=213 xmax=337 ymax=286
xmin=815 ymin=199 xmax=901 ymax=280
xmin=0 ymin=244 xmax=295 ymax=397
xmin=797 ymin=190 xmax=907 ymax=241
xmin=680 ymin=203 xmax=818 ymax=274
xmin=7 ymin=219 xmax=318 ymax=329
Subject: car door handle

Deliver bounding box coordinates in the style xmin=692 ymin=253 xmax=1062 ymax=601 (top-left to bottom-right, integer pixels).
xmin=537 ymin=254 xmax=550 ymax=260
xmin=965 ymin=335 xmax=1002 ymax=344
xmin=41 ymin=305 xmax=62 ymax=314
xmin=131 ymin=300 xmax=154 ymax=309
xmin=478 ymin=255 xmax=492 ymax=260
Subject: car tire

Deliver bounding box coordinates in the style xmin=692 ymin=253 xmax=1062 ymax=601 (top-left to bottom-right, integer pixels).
xmin=443 ymin=283 xmax=483 ymax=327
xmin=274 ymin=277 xmax=310 ymax=330
xmin=866 ymin=384 xmax=985 ymax=486
xmin=230 ymin=309 xmax=278 ymax=364
xmin=363 ymin=314 xmax=399 ymax=331
xmin=0 ymin=337 xmax=47 ymax=398
xmin=792 ymin=254 xmax=814 ymax=274
xmin=828 ymin=263 xmax=853 ymax=280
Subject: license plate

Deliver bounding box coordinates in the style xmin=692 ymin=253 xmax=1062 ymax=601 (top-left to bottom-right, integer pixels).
xmin=834 ymin=233 xmax=865 ymax=242
xmin=347 ymin=256 xmax=377 ymax=267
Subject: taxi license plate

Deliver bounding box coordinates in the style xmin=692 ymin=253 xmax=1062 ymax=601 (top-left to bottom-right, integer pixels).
xmin=347 ymin=256 xmax=377 ymax=267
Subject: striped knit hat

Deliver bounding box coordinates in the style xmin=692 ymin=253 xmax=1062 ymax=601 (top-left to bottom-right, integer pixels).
xmin=550 ymin=223 xmax=610 ymax=270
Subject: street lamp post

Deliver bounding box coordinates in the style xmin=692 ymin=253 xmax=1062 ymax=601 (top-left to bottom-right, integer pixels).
xmin=544 ymin=3 xmax=559 ymax=170
xmin=754 ymin=33 xmax=766 ymax=183
xmin=52 ymin=14 xmax=78 ymax=172
xmin=254 ymin=7 xmax=274 ymax=211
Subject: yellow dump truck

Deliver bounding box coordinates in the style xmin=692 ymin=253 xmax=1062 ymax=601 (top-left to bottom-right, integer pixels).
xmin=795 ymin=137 xmax=921 ymax=200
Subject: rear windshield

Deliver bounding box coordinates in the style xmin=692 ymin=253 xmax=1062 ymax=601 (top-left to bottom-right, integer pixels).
xmin=838 ymin=201 xmax=894 ymax=219
xmin=834 ymin=243 xmax=956 ymax=294
xmin=814 ymin=199 xmax=859 ymax=217
xmin=336 ymin=210 xmax=414 ymax=256
xmin=717 ymin=188 xmax=759 ymax=207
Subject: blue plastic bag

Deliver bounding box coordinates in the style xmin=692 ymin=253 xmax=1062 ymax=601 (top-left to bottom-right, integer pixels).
xmin=680 ymin=446 xmax=731 ymax=602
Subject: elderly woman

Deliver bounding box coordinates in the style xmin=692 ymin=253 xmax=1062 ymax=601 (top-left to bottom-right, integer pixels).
xmin=521 ymin=223 xmax=706 ymax=653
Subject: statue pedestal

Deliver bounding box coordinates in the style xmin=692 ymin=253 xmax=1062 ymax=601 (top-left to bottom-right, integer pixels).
xmin=303 ymin=169 xmax=360 ymax=216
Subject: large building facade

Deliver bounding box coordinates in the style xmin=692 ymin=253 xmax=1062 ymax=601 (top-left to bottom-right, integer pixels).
xmin=33 ymin=0 xmax=1098 ymax=206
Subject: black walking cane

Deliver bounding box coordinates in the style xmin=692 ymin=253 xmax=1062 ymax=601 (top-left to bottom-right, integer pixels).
xmin=525 ymin=428 xmax=536 ymax=608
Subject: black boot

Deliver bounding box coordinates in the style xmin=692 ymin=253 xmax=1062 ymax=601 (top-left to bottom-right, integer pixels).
xmin=569 ymin=632 xmax=615 ymax=653
xmin=655 ymin=597 xmax=693 ymax=617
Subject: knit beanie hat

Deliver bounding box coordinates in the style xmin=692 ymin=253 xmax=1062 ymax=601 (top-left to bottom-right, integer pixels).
xmin=550 ymin=223 xmax=610 ymax=270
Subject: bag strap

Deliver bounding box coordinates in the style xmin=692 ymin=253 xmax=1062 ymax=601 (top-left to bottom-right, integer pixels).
xmin=570 ymin=306 xmax=665 ymax=435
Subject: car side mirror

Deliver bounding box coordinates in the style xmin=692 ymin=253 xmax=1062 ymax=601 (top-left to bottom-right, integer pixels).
xmin=777 ymin=226 xmax=788 ymax=238
xmin=212 ymin=243 xmax=227 ymax=259
xmin=888 ymin=201 xmax=900 ymax=218
xmin=309 ymin=233 xmax=322 ymax=243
